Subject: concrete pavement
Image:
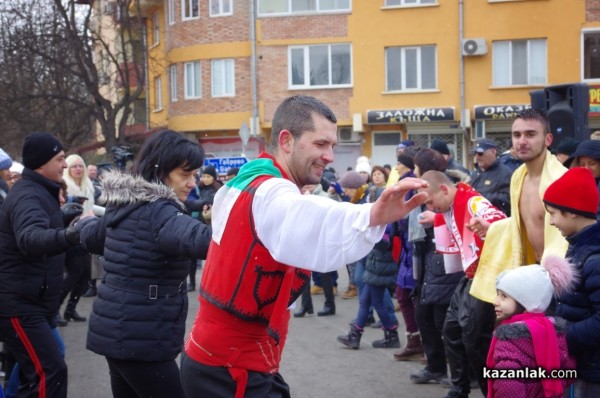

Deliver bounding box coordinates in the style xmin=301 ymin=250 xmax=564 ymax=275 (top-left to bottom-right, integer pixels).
xmin=58 ymin=270 xmax=452 ymax=398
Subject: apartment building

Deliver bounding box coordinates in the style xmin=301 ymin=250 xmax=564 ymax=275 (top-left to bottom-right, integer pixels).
xmin=134 ymin=0 xmax=594 ymax=173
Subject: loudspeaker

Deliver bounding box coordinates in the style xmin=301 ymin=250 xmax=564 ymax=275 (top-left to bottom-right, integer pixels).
xmin=530 ymin=83 xmax=589 ymax=150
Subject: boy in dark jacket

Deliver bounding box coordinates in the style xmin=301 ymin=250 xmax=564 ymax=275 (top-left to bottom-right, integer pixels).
xmin=545 ymin=168 xmax=600 ymax=397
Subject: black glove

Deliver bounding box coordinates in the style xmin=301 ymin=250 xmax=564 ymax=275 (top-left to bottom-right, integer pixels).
xmin=71 ymin=195 xmax=88 ymax=204
xmin=64 ymin=226 xmax=81 ymax=246
xmin=61 ymin=203 xmax=84 ymax=225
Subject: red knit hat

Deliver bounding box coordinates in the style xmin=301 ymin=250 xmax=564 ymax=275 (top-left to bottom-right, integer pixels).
xmin=543 ymin=168 xmax=599 ymax=219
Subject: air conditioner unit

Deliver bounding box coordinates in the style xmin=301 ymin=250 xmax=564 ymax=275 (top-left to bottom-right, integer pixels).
xmin=462 ymin=38 xmax=487 ymax=56
xmin=338 ymin=127 xmax=361 ymax=143
xmin=103 ymin=2 xmax=115 ymax=15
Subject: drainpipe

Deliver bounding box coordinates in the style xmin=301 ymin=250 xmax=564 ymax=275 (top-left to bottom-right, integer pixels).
xmin=142 ymin=19 xmax=150 ymax=131
xmin=458 ymin=0 xmax=466 ymax=162
xmin=250 ymin=0 xmax=258 ymax=140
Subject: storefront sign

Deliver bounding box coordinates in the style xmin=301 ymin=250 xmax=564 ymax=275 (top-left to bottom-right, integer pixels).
xmin=367 ymin=107 xmax=455 ymax=124
xmin=474 ymin=104 xmax=530 ymax=120
xmin=204 ymin=157 xmax=248 ymax=175
xmin=590 ymin=85 xmax=600 ymax=116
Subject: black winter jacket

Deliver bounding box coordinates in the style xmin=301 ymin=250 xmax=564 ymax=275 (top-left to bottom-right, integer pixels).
xmin=555 ymin=222 xmax=600 ymax=382
xmin=0 ymin=168 xmax=74 ymax=317
xmin=413 ymin=220 xmax=463 ymax=306
xmin=362 ymin=235 xmax=398 ymax=288
xmin=77 ymin=171 xmax=211 ymax=361
xmin=469 ymin=159 xmax=513 ymax=216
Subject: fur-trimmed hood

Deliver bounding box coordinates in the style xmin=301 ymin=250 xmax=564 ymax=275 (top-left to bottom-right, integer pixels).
xmin=99 ymin=170 xmax=183 ymax=208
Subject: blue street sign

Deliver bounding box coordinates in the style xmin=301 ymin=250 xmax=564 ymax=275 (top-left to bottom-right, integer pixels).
xmin=204 ymin=157 xmax=248 ymax=175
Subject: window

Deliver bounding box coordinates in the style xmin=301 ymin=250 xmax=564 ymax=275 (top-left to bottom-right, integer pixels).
xmin=385 ymin=0 xmax=436 ymax=5
xmin=184 ymin=61 xmax=202 ymax=98
xmin=151 ymin=13 xmax=160 ymax=46
xmin=212 ymin=59 xmax=235 ymax=97
xmin=154 ymin=76 xmax=163 ymax=111
xmin=168 ymin=0 xmax=175 ymax=24
xmin=258 ymin=0 xmax=350 ymax=15
xmin=182 ymin=0 xmax=199 ymax=20
xmin=289 ymin=44 xmax=352 ymax=88
xmin=169 ymin=65 xmax=178 ymax=102
xmin=210 ymin=0 xmax=232 ymax=16
xmin=385 ymin=45 xmax=436 ymax=91
xmin=583 ymin=30 xmax=600 ymax=80
xmin=493 ymin=39 xmax=546 ymax=86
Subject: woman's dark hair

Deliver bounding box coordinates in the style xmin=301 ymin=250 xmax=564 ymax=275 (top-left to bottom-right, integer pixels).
xmin=131 ymin=130 xmax=205 ymax=183
xmin=414 ymin=148 xmax=447 ymax=175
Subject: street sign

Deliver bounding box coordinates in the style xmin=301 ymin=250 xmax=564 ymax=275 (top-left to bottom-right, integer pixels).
xmin=204 ymin=157 xmax=248 ymax=175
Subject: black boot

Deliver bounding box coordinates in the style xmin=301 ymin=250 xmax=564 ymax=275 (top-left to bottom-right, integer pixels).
xmin=337 ymin=325 xmax=363 ymax=349
xmin=318 ymin=273 xmax=335 ymax=316
xmin=317 ymin=305 xmax=335 ymax=316
xmin=64 ymin=300 xmax=86 ymax=322
xmin=372 ymin=328 xmax=400 ymax=348
xmin=82 ymin=279 xmax=97 ymax=297
xmin=54 ymin=313 xmax=68 ymax=327
xmin=294 ymin=305 xmax=314 ymax=318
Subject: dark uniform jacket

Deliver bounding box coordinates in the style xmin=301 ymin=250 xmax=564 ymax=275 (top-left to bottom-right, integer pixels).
xmin=0 ymin=168 xmax=73 ymax=317
xmin=469 ymin=159 xmax=513 ymax=216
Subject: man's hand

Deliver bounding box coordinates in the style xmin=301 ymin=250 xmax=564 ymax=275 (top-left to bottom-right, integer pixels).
xmin=468 ymin=217 xmax=491 ymax=238
xmin=61 ymin=203 xmax=83 ymax=225
xmin=369 ymin=178 xmax=429 ymax=226
xmin=417 ymin=210 xmax=435 ymax=226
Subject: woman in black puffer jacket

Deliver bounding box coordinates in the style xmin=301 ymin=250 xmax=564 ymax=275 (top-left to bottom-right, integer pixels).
xmin=76 ymin=130 xmax=212 ymax=398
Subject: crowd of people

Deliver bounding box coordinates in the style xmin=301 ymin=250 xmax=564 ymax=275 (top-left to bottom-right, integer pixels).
xmin=0 ymin=96 xmax=599 ymax=398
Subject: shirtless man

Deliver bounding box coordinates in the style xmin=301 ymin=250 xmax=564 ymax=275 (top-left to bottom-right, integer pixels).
xmin=512 ymin=110 xmax=552 ymax=263
xmin=471 ymin=108 xmax=568 ymax=306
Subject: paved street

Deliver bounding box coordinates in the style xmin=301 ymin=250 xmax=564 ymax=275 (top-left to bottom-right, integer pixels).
xmin=59 ymin=270 xmax=452 ymax=398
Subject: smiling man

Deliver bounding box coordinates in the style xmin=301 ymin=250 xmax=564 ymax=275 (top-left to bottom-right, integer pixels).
xmin=0 ymin=132 xmax=80 ymax=398
xmin=180 ymin=96 xmax=430 ymax=398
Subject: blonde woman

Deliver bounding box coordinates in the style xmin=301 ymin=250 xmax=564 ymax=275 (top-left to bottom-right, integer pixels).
xmin=58 ymin=154 xmax=95 ymax=324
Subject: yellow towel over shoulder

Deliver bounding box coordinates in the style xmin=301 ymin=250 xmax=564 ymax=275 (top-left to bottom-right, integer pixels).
xmin=470 ymin=152 xmax=569 ymax=303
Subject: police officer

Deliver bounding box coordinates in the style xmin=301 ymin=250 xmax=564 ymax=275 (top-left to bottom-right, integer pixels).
xmin=469 ymin=138 xmax=513 ymax=216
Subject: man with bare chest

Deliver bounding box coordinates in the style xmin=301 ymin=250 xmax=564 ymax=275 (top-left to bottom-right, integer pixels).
xmin=471 ymin=108 xmax=569 ymax=317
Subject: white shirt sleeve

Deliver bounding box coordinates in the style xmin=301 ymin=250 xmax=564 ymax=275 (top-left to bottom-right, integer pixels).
xmin=252 ymin=178 xmax=385 ymax=272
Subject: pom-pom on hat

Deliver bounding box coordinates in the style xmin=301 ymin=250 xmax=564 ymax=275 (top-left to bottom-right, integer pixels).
xmin=496 ymin=255 xmax=576 ymax=313
xmin=543 ymin=168 xmax=599 ymax=219
xmin=339 ymin=171 xmax=366 ymax=189
xmin=0 ymin=148 xmax=13 ymax=170
xmin=22 ymin=132 xmax=64 ymax=171
xmin=355 ymin=156 xmax=372 ymax=175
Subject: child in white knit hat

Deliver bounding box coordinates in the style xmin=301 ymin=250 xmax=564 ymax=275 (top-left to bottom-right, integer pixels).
xmin=486 ymin=256 xmax=576 ymax=398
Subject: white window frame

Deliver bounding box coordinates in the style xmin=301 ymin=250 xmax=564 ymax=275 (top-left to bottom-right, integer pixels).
xmin=211 ymin=59 xmax=235 ymax=97
xmin=385 ymin=45 xmax=437 ymax=92
xmin=288 ymin=43 xmax=353 ymax=89
xmin=257 ymin=0 xmax=351 ymax=16
xmin=168 ymin=0 xmax=176 ymax=25
xmin=384 ymin=0 xmax=437 ymax=6
xmin=182 ymin=0 xmax=199 ymax=20
xmin=151 ymin=13 xmax=160 ymax=47
xmin=582 ymin=29 xmax=600 ymax=82
xmin=154 ymin=76 xmax=163 ymax=111
xmin=492 ymin=39 xmax=547 ymax=87
xmin=184 ymin=61 xmax=202 ymax=99
xmin=210 ymin=0 xmax=233 ymax=17
xmin=169 ymin=65 xmax=178 ymax=102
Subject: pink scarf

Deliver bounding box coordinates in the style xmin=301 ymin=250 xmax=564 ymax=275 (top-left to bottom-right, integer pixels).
xmin=486 ymin=313 xmax=563 ymax=398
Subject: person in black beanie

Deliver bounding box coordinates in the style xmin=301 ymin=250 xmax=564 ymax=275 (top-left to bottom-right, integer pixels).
xmin=0 ymin=132 xmax=81 ymax=398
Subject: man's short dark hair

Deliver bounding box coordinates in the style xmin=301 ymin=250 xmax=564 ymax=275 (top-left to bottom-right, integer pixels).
xmin=514 ymin=108 xmax=551 ymax=135
xmin=269 ymin=96 xmax=337 ymax=152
